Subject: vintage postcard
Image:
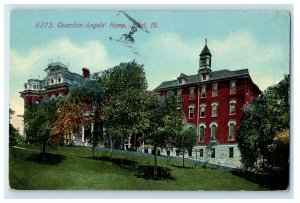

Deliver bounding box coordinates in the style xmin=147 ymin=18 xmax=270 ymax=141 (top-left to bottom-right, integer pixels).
xmin=8 ymin=9 xmax=290 ymax=192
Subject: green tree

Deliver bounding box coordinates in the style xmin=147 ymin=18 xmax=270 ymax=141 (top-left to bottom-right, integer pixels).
xmin=238 ymin=97 xmax=271 ymax=169
xmin=174 ymin=128 xmax=197 ymax=167
xmin=52 ymin=78 xmax=103 ymax=158
xmin=70 ymin=79 xmax=103 ymax=158
xmin=142 ymin=92 xmax=183 ymax=179
xmin=51 ymin=98 xmax=85 ymax=145
xmin=268 ymin=129 xmax=289 ymax=172
xmin=238 ymin=74 xmax=290 ymax=170
xmin=9 ymin=108 xmax=20 ymax=146
xmin=24 ymin=101 xmax=57 ymax=161
xmin=97 ymin=61 xmax=147 ymax=159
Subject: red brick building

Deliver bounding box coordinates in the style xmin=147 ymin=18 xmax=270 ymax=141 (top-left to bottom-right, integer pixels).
xmin=154 ymin=40 xmax=261 ymax=168
xmin=20 ymin=62 xmax=93 ymax=145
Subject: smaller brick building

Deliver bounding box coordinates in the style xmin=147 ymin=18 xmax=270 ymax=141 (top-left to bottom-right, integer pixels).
xmin=154 ymin=40 xmax=261 ymax=168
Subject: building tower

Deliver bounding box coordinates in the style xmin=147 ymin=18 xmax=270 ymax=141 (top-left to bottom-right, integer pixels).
xmin=198 ymin=38 xmax=212 ymax=81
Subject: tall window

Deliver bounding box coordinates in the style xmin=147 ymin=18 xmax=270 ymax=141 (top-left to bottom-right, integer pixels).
xmin=230 ymin=81 xmax=236 ymax=94
xmin=189 ymin=87 xmax=195 ymax=99
xmin=199 ymin=149 xmax=204 ymax=157
xmin=211 ymin=148 xmax=215 ymax=158
xmin=212 ymin=83 xmax=218 ymax=97
xmin=229 ymin=147 xmax=234 ymax=158
xmin=199 ymin=125 xmax=205 ymax=141
xmin=201 ymin=85 xmax=206 ymax=98
xmin=210 ymin=123 xmax=217 ymax=141
xmin=211 ymin=103 xmax=218 ymax=117
xmin=58 ymin=77 xmax=61 ymax=83
xmin=229 ymin=100 xmax=236 ymax=115
xmin=200 ymin=104 xmax=206 ymax=118
xmin=189 ymin=106 xmax=194 ymax=119
xmin=228 ymin=121 xmax=236 ymax=140
xmin=200 ymin=58 xmax=206 ymax=67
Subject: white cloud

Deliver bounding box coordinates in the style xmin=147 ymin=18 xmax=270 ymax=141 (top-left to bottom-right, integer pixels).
xmin=141 ymin=31 xmax=288 ymax=91
xmin=210 ymin=31 xmax=287 ymax=90
xmin=10 ymin=38 xmax=116 ymax=133
xmin=9 ymin=32 xmax=289 ymax=133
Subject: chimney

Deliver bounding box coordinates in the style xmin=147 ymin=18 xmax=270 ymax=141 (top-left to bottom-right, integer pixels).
xmin=82 ymin=67 xmax=90 ymax=78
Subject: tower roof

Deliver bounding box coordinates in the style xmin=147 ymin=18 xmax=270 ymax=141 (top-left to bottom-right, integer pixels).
xmin=200 ymin=44 xmax=211 ymax=56
xmin=200 ymin=38 xmax=211 ymax=56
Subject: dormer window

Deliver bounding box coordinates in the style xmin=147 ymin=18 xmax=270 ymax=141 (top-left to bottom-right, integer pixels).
xmin=179 ymin=78 xmax=183 ymax=85
xmin=201 ymin=74 xmax=210 ymax=81
xmin=51 ymin=78 xmax=54 ymax=85
xmin=24 ymin=84 xmax=27 ymax=89
xmin=33 ymin=84 xmax=37 ymax=89
xmin=177 ymin=73 xmax=188 ymax=85
xmin=58 ymin=77 xmax=61 ymax=83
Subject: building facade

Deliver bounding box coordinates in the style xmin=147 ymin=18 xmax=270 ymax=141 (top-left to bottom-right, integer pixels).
xmin=20 ymin=62 xmax=93 ymax=144
xmin=154 ymin=41 xmax=261 ymax=168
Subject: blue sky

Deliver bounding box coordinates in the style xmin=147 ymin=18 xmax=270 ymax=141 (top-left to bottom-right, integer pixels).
xmin=10 ymin=10 xmax=290 ymax=131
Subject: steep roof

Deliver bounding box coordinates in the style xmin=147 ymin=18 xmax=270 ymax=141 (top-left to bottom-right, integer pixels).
xmin=177 ymin=73 xmax=188 ymax=79
xmin=154 ymin=69 xmax=249 ymax=90
xmin=200 ymin=44 xmax=212 ymax=56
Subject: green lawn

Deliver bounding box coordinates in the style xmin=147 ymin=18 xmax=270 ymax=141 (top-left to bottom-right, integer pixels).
xmin=9 ymin=144 xmax=267 ymax=190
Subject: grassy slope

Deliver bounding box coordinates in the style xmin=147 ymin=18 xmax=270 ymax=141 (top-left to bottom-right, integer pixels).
xmin=9 ymin=144 xmax=266 ymax=190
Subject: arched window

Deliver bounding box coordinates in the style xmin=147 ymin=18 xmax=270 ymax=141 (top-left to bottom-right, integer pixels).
xmin=212 ymin=83 xmax=218 ymax=97
xmin=51 ymin=78 xmax=54 ymax=84
xmin=228 ymin=121 xmax=236 ymax=140
xmin=230 ymin=80 xmax=236 ymax=94
xmin=210 ymin=122 xmax=218 ymax=141
xmin=201 ymin=85 xmax=206 ymax=98
xmin=189 ymin=105 xmax=194 ymax=119
xmin=200 ymin=104 xmax=206 ymax=118
xmin=189 ymin=87 xmax=195 ymax=99
xmin=211 ymin=102 xmax=218 ymax=117
xmin=229 ymin=100 xmax=236 ymax=115
xmin=58 ymin=77 xmax=61 ymax=83
xmin=199 ymin=124 xmax=206 ymax=142
xmin=33 ymin=84 xmax=36 ymax=89
xmin=24 ymin=84 xmax=27 ymax=89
